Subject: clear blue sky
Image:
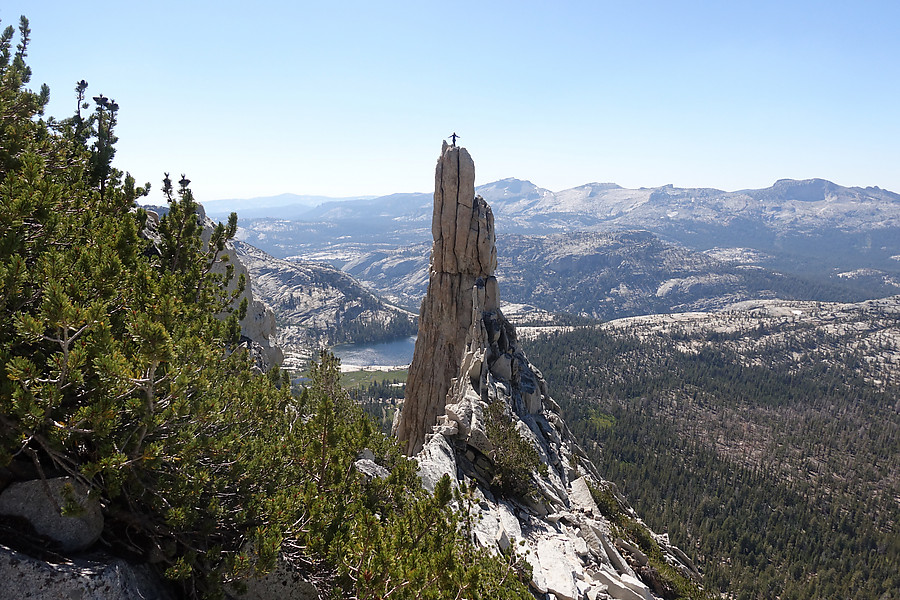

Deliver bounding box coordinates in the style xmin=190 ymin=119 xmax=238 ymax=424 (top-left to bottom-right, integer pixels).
xmin=4 ymin=1 xmax=899 ymax=201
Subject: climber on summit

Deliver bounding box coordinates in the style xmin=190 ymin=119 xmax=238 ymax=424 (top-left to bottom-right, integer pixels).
xmin=449 ymin=132 xmax=460 ymax=147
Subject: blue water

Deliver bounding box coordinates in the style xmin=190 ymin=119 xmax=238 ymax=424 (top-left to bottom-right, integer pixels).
xmin=331 ymin=336 xmax=417 ymax=368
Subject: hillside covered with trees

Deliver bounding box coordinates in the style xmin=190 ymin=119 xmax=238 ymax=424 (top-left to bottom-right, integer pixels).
xmin=523 ymin=305 xmax=900 ymax=599
xmin=0 ymin=16 xmax=533 ymax=599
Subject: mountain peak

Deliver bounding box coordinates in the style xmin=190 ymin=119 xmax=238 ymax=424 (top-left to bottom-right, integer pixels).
xmin=769 ymin=177 xmax=838 ymax=200
xmin=563 ymin=181 xmax=624 ymax=194
xmin=477 ymin=177 xmax=550 ymax=197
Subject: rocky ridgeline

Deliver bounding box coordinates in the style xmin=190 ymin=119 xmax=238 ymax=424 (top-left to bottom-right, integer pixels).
xmin=397 ymin=144 xmax=700 ymax=600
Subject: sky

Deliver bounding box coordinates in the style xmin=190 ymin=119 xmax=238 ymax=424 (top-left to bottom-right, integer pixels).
xmin=4 ymin=1 xmax=900 ymax=202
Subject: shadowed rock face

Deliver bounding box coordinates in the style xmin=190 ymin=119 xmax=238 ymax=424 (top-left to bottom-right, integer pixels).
xmin=395 ymin=142 xmax=497 ymax=455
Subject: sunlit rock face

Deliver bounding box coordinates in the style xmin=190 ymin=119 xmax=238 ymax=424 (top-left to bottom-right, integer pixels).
xmin=395 ymin=141 xmax=496 ymax=455
xmin=396 ymin=143 xmax=701 ymax=599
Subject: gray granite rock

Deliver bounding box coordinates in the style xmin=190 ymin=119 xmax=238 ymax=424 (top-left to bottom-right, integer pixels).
xmin=415 ymin=433 xmax=457 ymax=494
xmin=0 ymin=543 xmax=173 ymax=600
xmin=396 ymin=143 xmax=703 ymax=600
xmin=569 ymin=476 xmax=601 ymax=516
xmin=530 ymin=536 xmax=581 ymax=600
xmin=591 ymin=566 xmax=648 ymax=600
xmin=195 ymin=204 xmax=283 ymax=369
xmin=230 ymin=558 xmax=321 ymax=600
xmin=354 ymin=458 xmax=390 ymax=481
xmin=0 ymin=477 xmax=103 ymax=552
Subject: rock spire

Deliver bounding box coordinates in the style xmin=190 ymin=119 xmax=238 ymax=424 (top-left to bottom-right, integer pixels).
xmin=396 ymin=143 xmax=702 ymax=600
xmin=395 ymin=141 xmax=497 ymax=455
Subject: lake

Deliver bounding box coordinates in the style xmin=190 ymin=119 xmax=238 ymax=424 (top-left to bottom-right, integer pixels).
xmin=331 ymin=336 xmax=417 ymax=368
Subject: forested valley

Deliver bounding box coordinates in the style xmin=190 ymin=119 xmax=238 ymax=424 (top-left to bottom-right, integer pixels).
xmin=522 ymin=313 xmax=900 ymax=599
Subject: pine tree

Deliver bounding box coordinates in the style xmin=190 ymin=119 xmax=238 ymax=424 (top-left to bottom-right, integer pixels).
xmin=0 ymin=16 xmax=536 ymax=599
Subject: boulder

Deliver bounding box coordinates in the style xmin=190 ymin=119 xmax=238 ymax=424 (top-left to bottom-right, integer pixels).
xmin=599 ymin=532 xmax=635 ymax=578
xmin=415 ymin=433 xmax=457 ymax=493
xmin=617 ymin=537 xmax=650 ymax=567
xmin=529 ymin=536 xmax=581 ymax=600
xmin=577 ymin=523 xmax=606 ymax=560
xmin=497 ymin=501 xmax=522 ymax=545
xmin=591 ymin=566 xmax=648 ymax=600
xmin=353 ymin=459 xmax=390 ymax=481
xmin=573 ymin=534 xmax=590 ymax=557
xmin=489 ymin=353 xmax=512 ymax=380
xmin=569 ymin=476 xmax=601 ymax=516
xmin=0 ymin=477 xmax=103 ymax=552
xmin=620 ymin=573 xmax=655 ymax=600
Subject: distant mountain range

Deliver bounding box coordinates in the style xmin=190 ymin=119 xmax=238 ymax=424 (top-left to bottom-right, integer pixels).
xmin=232 ymin=178 xmax=900 ymax=262
xmin=341 ymin=231 xmax=900 ymax=319
xmin=479 ymin=177 xmax=900 ymax=273
xmin=480 ymin=177 xmax=900 ymax=230
xmin=204 ymin=193 xmax=375 ymax=220
xmin=223 ymin=178 xmax=900 ymax=322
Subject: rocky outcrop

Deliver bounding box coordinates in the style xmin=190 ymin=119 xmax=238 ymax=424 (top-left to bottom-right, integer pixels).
xmin=227 ymin=558 xmax=322 ymax=600
xmin=397 ymin=144 xmax=702 ymax=599
xmin=197 ymin=205 xmax=284 ymax=369
xmin=394 ymin=141 xmax=497 ymax=455
xmin=228 ymin=248 xmax=284 ymax=370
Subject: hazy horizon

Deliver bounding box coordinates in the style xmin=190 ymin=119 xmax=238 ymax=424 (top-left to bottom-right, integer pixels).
xmin=6 ymin=1 xmax=900 ymax=202
xmin=197 ymin=174 xmax=899 ymax=209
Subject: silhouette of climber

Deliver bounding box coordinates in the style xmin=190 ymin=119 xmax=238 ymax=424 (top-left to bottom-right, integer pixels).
xmin=449 ymin=132 xmax=460 ymax=147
